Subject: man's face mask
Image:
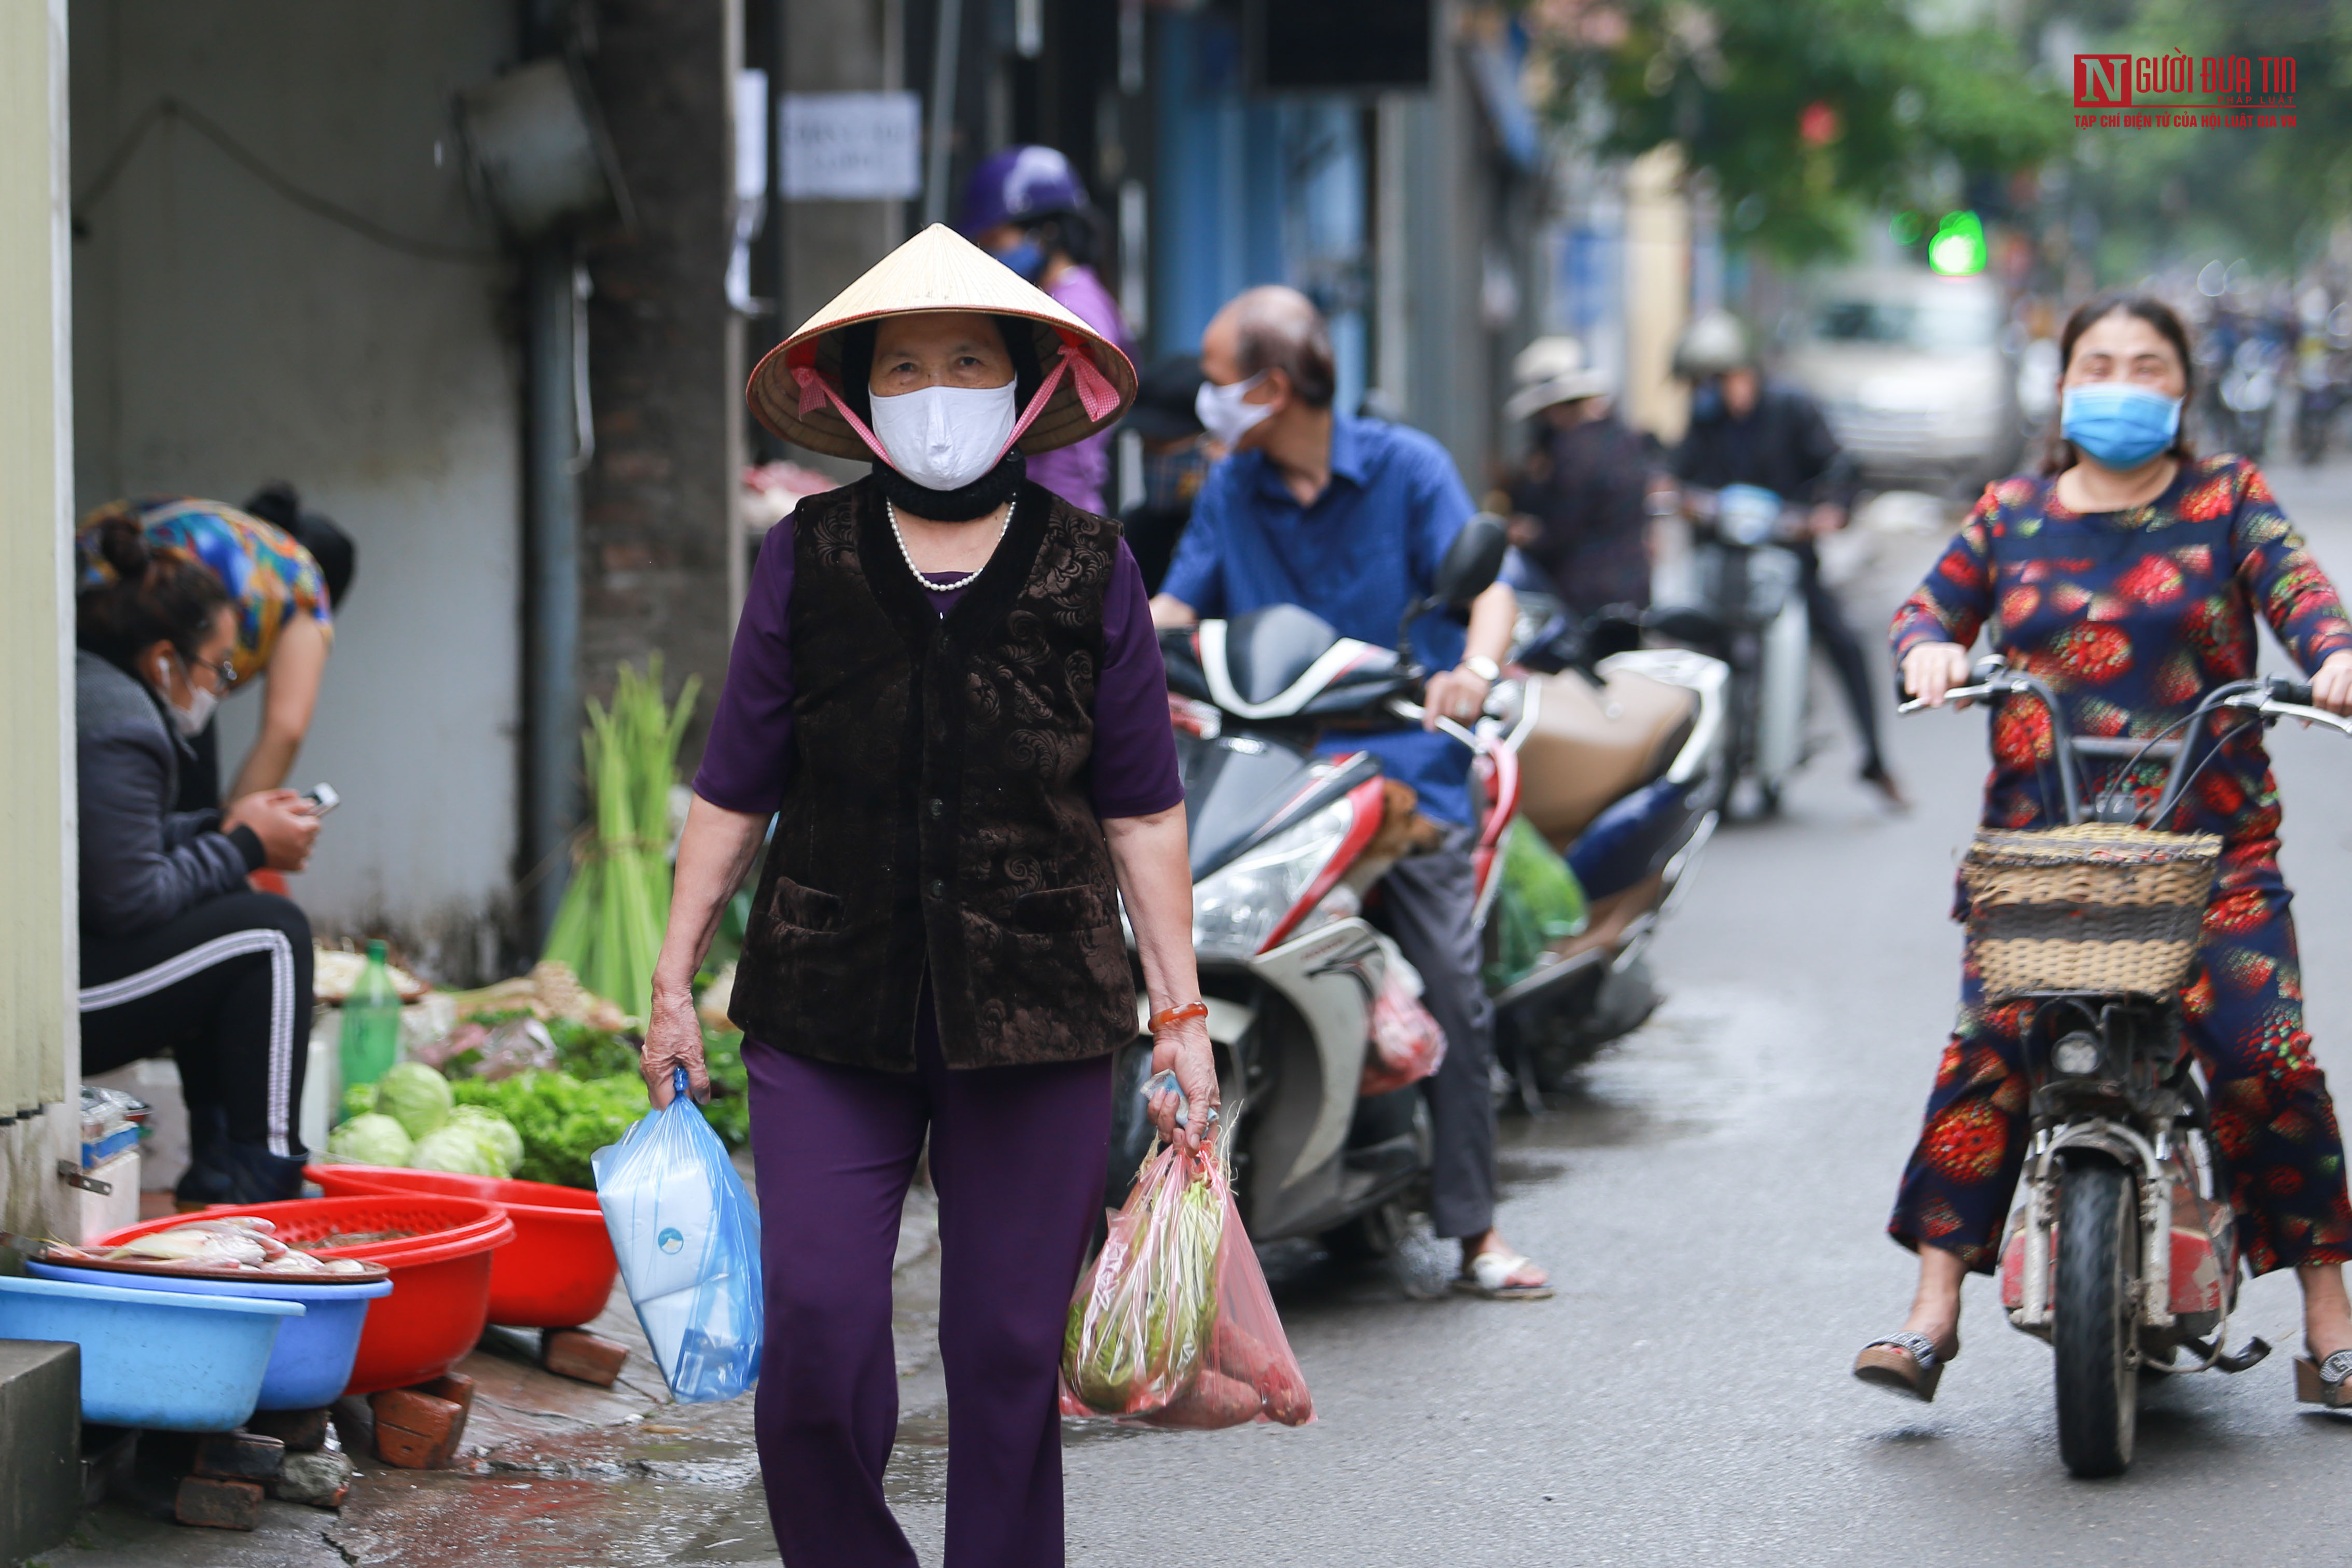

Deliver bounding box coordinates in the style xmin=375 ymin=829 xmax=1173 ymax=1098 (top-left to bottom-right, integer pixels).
xmin=1690 ymin=377 xmax=1726 ymax=422
xmin=1193 ymin=371 xmax=1275 ymax=448
xmin=868 ymin=380 xmax=1020 ymax=493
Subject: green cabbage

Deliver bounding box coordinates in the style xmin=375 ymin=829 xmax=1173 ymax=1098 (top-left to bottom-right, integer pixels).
xmin=338 ymin=1081 xmax=377 ymax=1122
xmin=409 ymin=1123 xmax=506 ymax=1177
xmin=375 ymin=1061 xmax=454 ymax=1140
xmin=449 ymin=1071 xmax=649 ymax=1189
xmin=324 ymin=1113 xmax=413 ymax=1167
xmin=448 ymin=1106 xmax=523 ymax=1177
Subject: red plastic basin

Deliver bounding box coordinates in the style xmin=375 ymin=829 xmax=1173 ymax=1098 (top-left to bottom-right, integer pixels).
xmin=306 ymin=1165 xmax=619 ymax=1329
xmin=100 ymin=1196 xmax=514 ymax=1395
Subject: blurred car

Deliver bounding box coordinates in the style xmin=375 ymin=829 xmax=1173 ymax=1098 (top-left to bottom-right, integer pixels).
xmin=1781 ymin=269 xmax=2019 ymax=489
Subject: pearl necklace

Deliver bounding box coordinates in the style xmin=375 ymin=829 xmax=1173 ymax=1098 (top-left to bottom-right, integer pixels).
xmin=887 ymin=495 xmax=1012 ymax=592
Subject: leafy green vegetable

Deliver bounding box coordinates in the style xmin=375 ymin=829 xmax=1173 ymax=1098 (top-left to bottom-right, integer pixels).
xmin=338 ymin=1081 xmax=377 ymax=1123
xmin=376 ymin=1061 xmax=454 ymax=1140
xmin=324 ymin=1113 xmax=413 ymax=1167
xmin=410 ymin=1122 xmax=507 ymax=1177
xmin=448 ymin=1106 xmax=524 ymax=1175
xmin=1063 ymin=1146 xmax=1224 ymax=1414
xmin=450 ymin=1071 xmax=649 ymax=1189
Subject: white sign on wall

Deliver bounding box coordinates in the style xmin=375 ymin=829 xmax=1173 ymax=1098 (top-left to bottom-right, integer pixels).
xmin=779 ymin=91 xmax=922 ymax=201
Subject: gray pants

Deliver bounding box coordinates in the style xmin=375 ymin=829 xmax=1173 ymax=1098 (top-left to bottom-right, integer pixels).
xmin=1376 ymin=826 xmax=1496 ymax=1240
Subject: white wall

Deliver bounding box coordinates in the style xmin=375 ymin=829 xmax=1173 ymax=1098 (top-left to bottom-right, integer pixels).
xmin=70 ymin=3 xmax=523 ymax=970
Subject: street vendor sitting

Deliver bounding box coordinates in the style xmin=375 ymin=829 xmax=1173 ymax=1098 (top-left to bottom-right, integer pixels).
xmin=641 ymin=223 xmax=1211 ymax=1567
xmin=74 ymin=517 xmax=324 ymax=1204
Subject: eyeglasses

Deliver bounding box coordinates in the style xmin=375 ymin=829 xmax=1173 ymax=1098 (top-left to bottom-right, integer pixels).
xmin=180 ymin=652 xmax=238 ymax=692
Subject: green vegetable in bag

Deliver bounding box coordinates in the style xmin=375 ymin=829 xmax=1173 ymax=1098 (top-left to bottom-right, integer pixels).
xmin=1062 ymin=1143 xmax=1225 ymax=1416
xmin=1485 ymin=816 xmax=1590 ymax=991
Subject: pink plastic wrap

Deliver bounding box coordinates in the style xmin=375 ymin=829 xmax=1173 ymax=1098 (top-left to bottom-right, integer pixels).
xmin=1060 ymin=1142 xmax=1313 ymax=1429
xmin=1358 ymin=962 xmax=1446 ymax=1098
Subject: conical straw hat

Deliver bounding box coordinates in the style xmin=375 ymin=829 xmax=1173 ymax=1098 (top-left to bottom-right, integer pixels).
xmin=747 ymin=223 xmax=1138 ymax=462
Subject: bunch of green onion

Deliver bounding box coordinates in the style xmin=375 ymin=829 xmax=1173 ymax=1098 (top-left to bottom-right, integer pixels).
xmin=542 ymin=657 xmax=700 ymax=1026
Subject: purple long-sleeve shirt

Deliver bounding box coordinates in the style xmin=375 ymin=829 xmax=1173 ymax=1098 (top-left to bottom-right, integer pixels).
xmin=694 ymin=502 xmax=1184 ymax=822
xmin=1025 ymin=265 xmax=1134 ymax=515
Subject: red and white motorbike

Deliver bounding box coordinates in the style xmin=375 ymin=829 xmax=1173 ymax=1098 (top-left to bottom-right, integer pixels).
xmin=1113 ymin=519 xmax=1726 ymax=1255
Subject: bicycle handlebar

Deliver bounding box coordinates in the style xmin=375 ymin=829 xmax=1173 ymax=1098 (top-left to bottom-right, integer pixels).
xmin=1899 ymin=661 xmax=2352 ymax=825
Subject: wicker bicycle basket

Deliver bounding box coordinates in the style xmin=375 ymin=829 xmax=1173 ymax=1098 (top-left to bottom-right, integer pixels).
xmin=1960 ymin=822 xmax=2222 ymax=1000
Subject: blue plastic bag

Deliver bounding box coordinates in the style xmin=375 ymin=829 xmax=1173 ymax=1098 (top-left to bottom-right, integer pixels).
xmin=592 ymin=1068 xmax=764 ymax=1403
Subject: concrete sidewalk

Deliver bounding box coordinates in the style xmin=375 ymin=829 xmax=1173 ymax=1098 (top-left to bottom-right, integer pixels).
xmin=48 ymin=1181 xmax=942 ymax=1568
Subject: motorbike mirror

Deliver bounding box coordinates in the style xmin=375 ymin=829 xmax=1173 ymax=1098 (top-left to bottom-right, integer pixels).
xmin=1431 ymin=512 xmax=1510 ymax=608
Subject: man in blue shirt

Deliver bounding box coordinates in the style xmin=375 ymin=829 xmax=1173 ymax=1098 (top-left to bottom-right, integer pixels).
xmin=1152 ymin=286 xmax=1550 ymax=1299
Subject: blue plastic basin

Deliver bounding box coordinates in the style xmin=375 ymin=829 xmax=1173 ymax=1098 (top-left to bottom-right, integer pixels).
xmin=26 ymin=1262 xmax=392 ymax=1411
xmin=0 ymin=1274 xmax=301 ymax=1430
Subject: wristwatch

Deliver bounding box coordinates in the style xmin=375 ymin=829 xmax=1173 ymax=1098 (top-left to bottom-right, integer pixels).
xmin=1462 ymin=655 xmax=1502 ymax=683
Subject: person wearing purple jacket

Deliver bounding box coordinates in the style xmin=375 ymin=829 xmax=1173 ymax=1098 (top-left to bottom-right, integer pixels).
xmin=641 ymin=224 xmax=1210 ymax=1568
xmin=960 ymin=145 xmax=1136 ymax=514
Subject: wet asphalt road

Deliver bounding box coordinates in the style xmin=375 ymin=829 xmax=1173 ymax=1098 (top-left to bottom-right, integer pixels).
xmin=1001 ymin=460 xmax=2352 ymax=1568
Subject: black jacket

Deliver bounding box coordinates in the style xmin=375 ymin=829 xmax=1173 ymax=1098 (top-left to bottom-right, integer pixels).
xmin=1671 ymin=380 xmax=1856 ymax=507
xmin=77 ymin=650 xmax=262 ymax=938
xmin=726 ymin=478 xmax=1136 ymax=1072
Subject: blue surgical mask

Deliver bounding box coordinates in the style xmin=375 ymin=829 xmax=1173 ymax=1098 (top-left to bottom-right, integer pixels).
xmin=992 ymin=238 xmax=1046 ymax=283
xmin=2061 ymin=382 xmax=2182 ymax=469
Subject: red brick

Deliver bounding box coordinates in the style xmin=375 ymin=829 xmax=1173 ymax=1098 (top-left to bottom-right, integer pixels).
xmin=174 ymin=1475 xmax=262 ymax=1530
xmin=368 ymin=1389 xmax=464 ymax=1469
xmin=243 ymin=1407 xmax=330 ymax=1452
xmin=542 ymin=1328 xmax=629 ymax=1387
xmin=193 ymin=1430 xmax=283 ymax=1481
xmin=421 ymin=1370 xmax=476 ymax=1418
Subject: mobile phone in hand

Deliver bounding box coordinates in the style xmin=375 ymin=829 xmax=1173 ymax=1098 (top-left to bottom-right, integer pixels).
xmin=299 ymin=783 xmax=340 ymax=817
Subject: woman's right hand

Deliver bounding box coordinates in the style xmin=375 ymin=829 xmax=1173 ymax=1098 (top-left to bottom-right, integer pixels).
xmin=640 ymin=980 xmax=710 ymax=1108
xmin=222 ymin=788 xmax=321 ymax=871
xmin=1902 ymin=642 xmax=1974 ymax=709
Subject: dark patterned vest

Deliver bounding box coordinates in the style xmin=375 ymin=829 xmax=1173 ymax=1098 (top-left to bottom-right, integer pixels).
xmin=726 ymin=477 xmax=1137 ymax=1071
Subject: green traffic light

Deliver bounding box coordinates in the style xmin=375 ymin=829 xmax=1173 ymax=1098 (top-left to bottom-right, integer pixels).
xmin=1928 ymin=211 xmax=1986 ymax=275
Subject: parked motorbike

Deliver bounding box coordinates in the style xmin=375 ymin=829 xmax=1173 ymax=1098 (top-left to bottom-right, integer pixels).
xmin=1110 ymin=517 xmax=1726 ymax=1254
xmin=1654 ymin=482 xmax=1810 ymax=816
xmin=1497 ymin=601 xmax=1727 ymax=1095
xmin=1904 ymin=657 xmax=2352 ymax=1477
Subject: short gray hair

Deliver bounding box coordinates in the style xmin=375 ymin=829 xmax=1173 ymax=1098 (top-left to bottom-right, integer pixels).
xmin=1230 ymin=286 xmax=1336 ymax=410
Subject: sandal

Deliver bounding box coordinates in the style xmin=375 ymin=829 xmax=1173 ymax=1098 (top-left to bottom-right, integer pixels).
xmin=1852 ymin=1332 xmax=1958 ymax=1404
xmin=2295 ymin=1348 xmax=2352 ymax=1409
xmin=1453 ymin=1250 xmax=1554 ymax=1301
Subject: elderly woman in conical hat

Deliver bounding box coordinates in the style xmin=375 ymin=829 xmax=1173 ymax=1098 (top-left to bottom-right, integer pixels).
xmin=642 ymin=224 xmax=1212 ymax=1566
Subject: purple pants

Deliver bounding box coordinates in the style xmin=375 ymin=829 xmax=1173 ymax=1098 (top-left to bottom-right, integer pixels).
xmin=745 ymin=1008 xmax=1113 ymax=1568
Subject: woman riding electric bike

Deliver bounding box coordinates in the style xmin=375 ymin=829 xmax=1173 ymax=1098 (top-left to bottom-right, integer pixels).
xmin=1854 ymin=293 xmax=2352 ymax=1413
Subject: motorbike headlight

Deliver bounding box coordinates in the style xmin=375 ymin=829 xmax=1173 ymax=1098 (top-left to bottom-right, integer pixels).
xmin=2051 ymin=1033 xmax=2101 ymax=1077
xmin=1192 ymin=797 xmax=1357 ymax=961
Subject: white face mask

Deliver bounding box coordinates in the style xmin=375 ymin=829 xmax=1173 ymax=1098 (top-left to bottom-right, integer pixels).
xmin=153 ymin=653 xmax=218 ymax=738
xmin=1194 ymin=371 xmax=1274 ymax=448
xmin=868 ymin=380 xmax=1019 ymax=493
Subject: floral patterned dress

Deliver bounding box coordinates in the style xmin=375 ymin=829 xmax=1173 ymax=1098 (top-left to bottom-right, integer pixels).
xmin=1887 ymin=455 xmax=2352 ymax=1274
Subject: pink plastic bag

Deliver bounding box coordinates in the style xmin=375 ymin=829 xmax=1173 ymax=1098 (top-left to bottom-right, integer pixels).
xmin=1060 ymin=1142 xmax=1313 ymax=1429
xmin=1359 ymin=959 xmax=1446 ymax=1098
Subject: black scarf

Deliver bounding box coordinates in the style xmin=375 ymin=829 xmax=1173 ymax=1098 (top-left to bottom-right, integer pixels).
xmin=870 ymin=448 xmax=1027 ymax=522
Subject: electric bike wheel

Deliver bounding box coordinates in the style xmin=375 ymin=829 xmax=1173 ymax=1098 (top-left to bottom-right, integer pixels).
xmin=2054 ymin=1155 xmax=2140 ymax=1478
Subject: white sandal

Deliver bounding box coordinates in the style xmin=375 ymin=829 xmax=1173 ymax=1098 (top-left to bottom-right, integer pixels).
xmin=1454 ymin=1249 xmax=1554 ymax=1300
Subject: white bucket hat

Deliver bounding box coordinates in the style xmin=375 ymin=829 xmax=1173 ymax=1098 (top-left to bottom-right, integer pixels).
xmin=1503 ymin=336 xmax=1613 ymax=422
xmin=746 ymin=223 xmax=1138 ymax=462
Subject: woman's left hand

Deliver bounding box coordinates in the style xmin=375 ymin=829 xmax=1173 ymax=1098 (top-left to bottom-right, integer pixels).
xmin=2313 ymin=650 xmax=2352 ymax=717
xmin=1424 ymin=667 xmax=1492 ymax=728
xmin=1147 ymin=1017 xmax=1219 ymax=1156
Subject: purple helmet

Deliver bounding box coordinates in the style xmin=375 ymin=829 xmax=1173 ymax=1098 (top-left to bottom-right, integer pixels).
xmin=959 ymin=145 xmax=1089 ymax=235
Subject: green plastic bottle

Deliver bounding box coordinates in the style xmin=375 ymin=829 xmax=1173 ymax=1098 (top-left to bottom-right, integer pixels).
xmin=339 ymin=939 xmax=403 ymax=1090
